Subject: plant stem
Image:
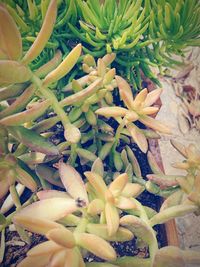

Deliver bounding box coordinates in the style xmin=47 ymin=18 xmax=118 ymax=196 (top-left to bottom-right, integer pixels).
xmin=31 ymin=74 xmax=70 ymax=128
xmin=9 ymin=185 xmax=21 ymax=210
xmin=113 ymin=119 xmax=126 ymax=151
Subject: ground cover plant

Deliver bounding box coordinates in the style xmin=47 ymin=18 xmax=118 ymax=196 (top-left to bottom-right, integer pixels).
xmin=0 ymin=0 xmax=200 ymax=266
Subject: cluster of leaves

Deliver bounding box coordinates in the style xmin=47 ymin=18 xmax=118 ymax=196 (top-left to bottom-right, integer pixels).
xmin=0 ymin=0 xmax=200 ymax=266
xmin=3 ymin=0 xmax=200 ymax=90
xmin=6 ymin=160 xmax=200 ymax=267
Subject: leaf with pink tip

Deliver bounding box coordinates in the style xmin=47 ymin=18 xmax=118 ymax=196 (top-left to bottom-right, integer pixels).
xmin=14 ymin=198 xmax=78 ymax=221
xmin=84 ymin=171 xmax=107 ymax=199
xmin=126 ymin=123 xmax=148 ymax=153
xmin=115 ymin=75 xmax=134 ymax=109
xmin=59 ymin=162 xmax=88 ymax=204
xmin=144 ymin=88 xmax=163 ymax=107
xmin=86 ymin=223 xmax=133 ymax=242
xmin=141 ymin=106 xmax=159 ymax=115
xmin=37 ymin=190 xmax=71 ymax=200
xmin=133 ymin=88 xmax=148 ymax=109
xmin=27 ymin=240 xmax=63 ymax=256
xmin=115 ymin=196 xmax=136 ymax=210
xmin=46 ymin=227 xmax=76 ymax=249
xmin=152 ymin=246 xmax=185 ymax=267
xmin=105 ymin=203 xmax=119 ymax=237
xmin=13 ymin=216 xmax=63 ymax=235
xmin=17 ymin=254 xmax=52 ymax=267
xmin=170 ymin=139 xmax=187 ymax=158
xmin=95 ymin=107 xmax=127 ymax=118
xmin=139 ymin=115 xmax=171 ymax=134
xmin=48 ymin=249 xmax=67 ymax=267
xmin=109 ymin=173 xmax=128 ymax=197
xmin=0 ymin=5 xmax=22 ymax=60
xmin=75 ymin=233 xmax=117 ymax=261
xmin=0 ymin=61 xmax=31 ymax=85
xmin=122 ymin=183 xmax=144 ymax=198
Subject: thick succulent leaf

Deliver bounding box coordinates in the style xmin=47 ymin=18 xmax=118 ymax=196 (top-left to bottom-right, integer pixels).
xmin=0 ymin=183 xmax=25 ymax=214
xmin=86 ymin=224 xmax=133 ymax=242
xmin=59 ymin=162 xmax=88 ymax=204
xmin=146 ymin=173 xmax=184 ymax=187
xmin=109 ymin=173 xmax=128 ymax=197
xmin=17 ymin=254 xmax=52 ymax=267
xmin=115 ymin=196 xmax=136 ymax=210
xmin=0 ymin=60 xmax=31 ymax=85
xmin=37 ymin=190 xmax=71 ymax=200
xmin=102 ymin=53 xmax=116 ymax=66
xmin=126 ymin=123 xmax=148 ymax=153
xmin=36 ymin=164 xmax=63 ymax=188
xmin=144 ymin=88 xmax=163 ymax=107
xmin=27 ymin=240 xmax=62 ymax=256
xmin=120 ymin=215 xmax=158 ymax=250
xmin=126 ymin=146 xmax=141 ymax=177
xmin=87 ymin=199 xmax=104 ymax=215
xmin=75 ymin=232 xmax=117 ymax=261
xmin=160 ymin=190 xmax=183 ymax=211
xmin=105 ymin=203 xmax=119 ymax=236
xmin=22 ymin=0 xmax=57 ymax=64
xmin=14 ymin=198 xmax=78 ymax=221
xmin=0 ymin=4 xmax=22 ymax=60
xmin=7 ymin=126 xmax=59 ymax=155
xmin=64 ymin=123 xmax=81 ymax=144
xmin=13 ymin=216 xmax=63 ymax=235
xmin=139 ymin=115 xmax=171 ymax=134
xmin=46 ymin=227 xmax=76 ymax=248
xmin=95 ymin=107 xmax=127 ymax=118
xmin=50 ymin=248 xmax=80 ymax=267
xmin=147 ymin=151 xmax=164 ymax=174
xmin=115 ymin=75 xmax=134 ymax=109
xmin=0 ymin=83 xmax=27 ymax=102
xmin=34 ymin=50 xmax=62 ymax=78
xmin=84 ymin=171 xmax=107 ymax=199
xmin=91 ymin=157 xmax=104 ymax=177
xmin=0 ymin=100 xmax=51 ymax=126
xmin=60 ymin=78 xmax=102 ymax=107
xmin=170 ymin=139 xmax=187 ymax=158
xmin=0 ymin=84 xmax=36 ymax=119
xmin=133 ymin=88 xmax=148 ymax=109
xmin=152 ymin=246 xmax=185 ymax=267
xmin=122 ymin=183 xmax=144 ymax=198
xmin=48 ymin=249 xmax=69 ymax=267
xmin=150 ymin=204 xmax=198 ymax=226
xmin=43 ymin=44 xmax=82 ymax=86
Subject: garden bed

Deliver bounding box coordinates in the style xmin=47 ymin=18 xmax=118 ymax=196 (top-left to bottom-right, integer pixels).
xmin=1 ymin=140 xmax=173 ymax=266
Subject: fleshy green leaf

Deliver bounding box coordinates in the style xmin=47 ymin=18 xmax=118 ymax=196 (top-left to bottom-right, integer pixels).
xmin=7 ymin=126 xmax=59 ymax=155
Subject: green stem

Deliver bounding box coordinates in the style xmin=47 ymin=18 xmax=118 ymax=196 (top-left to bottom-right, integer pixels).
xmin=69 ymin=143 xmax=77 ymax=166
xmin=113 ymin=120 xmax=126 ymax=151
xmin=31 ymin=74 xmax=70 ymax=128
xmin=9 ymin=185 xmax=21 ymax=210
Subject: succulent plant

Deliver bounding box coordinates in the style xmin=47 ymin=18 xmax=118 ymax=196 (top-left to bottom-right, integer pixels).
xmin=147 ymin=140 xmax=200 ymax=219
xmin=149 ymin=0 xmax=200 ymax=61
xmin=0 ymin=0 xmax=200 ymax=266
xmin=8 ymin=162 xmax=200 ymax=267
xmin=96 ymin=76 xmax=170 ymax=153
